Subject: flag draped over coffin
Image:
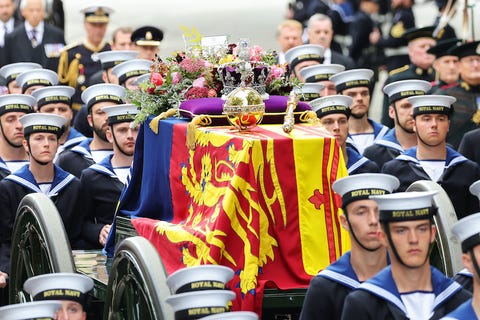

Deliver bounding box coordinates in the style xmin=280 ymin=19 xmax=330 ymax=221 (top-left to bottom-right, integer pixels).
xmin=113 ymin=118 xmax=349 ymax=313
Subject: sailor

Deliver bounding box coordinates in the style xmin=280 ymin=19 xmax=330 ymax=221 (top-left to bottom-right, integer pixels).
xmin=382 ymin=94 xmax=480 ymax=219
xmin=284 ymin=44 xmax=325 ymax=81
xmin=363 ymin=79 xmax=432 ymax=169
xmin=299 ymin=64 xmax=345 ymax=96
xmin=0 ymin=300 xmax=62 ymax=319
xmin=341 ymin=191 xmax=471 ymax=319
xmin=294 ymin=83 xmax=324 ymax=102
xmin=310 ymin=94 xmax=379 ymax=174
xmin=31 ymin=85 xmax=87 ymax=157
xmin=56 ymin=84 xmax=125 ymax=178
xmin=442 ymin=211 xmax=480 ymax=319
xmin=15 ymin=68 xmax=58 ymax=95
xmin=0 ymin=94 xmax=35 ymax=179
xmin=24 ymin=272 xmax=94 ymax=320
xmin=57 ymin=4 xmax=113 ymax=113
xmin=111 ymin=58 xmax=152 ymax=90
xmin=0 ymin=62 xmax=42 ymax=94
xmin=131 ymin=25 xmax=164 ymax=61
xmin=0 ymin=113 xmax=83 ymax=299
xmin=330 ymin=68 xmax=388 ymax=154
xmin=300 ymin=173 xmax=399 ymax=320
xmin=77 ymin=104 xmax=139 ymax=249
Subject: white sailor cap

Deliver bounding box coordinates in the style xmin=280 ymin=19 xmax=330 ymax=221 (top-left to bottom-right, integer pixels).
xmin=309 ymin=94 xmax=352 ymax=118
xmin=0 ymin=300 xmax=62 ymax=319
xmin=102 ymin=104 xmax=139 ymax=125
xmin=370 ymin=191 xmax=438 ymax=223
xmin=284 ymin=44 xmax=325 ymax=70
xmin=332 ymin=173 xmax=400 ymax=208
xmin=111 ymin=59 xmax=153 ymax=86
xmin=451 ymin=212 xmax=480 ymax=253
xmin=470 ymin=180 xmax=480 ymax=200
xmin=81 ymin=83 xmax=126 ymax=112
xmin=329 ymin=68 xmax=374 ymax=92
xmin=133 ymin=73 xmax=151 ymax=86
xmin=80 ymin=4 xmax=113 ymax=23
xmin=24 ymin=273 xmax=94 ymax=308
xmin=407 ymin=94 xmax=456 ymax=117
xmin=299 ymin=64 xmax=345 ymax=83
xmin=383 ymin=79 xmax=432 ymax=105
xmin=16 ymin=69 xmax=58 ymax=94
xmin=165 ymin=290 xmax=236 ymax=319
xmin=93 ymin=50 xmax=138 ymax=70
xmin=31 ymin=85 xmax=75 ymax=110
xmin=19 ymin=113 xmax=66 ymax=137
xmin=201 ymin=311 xmax=259 ymax=319
xmin=166 ymin=265 xmax=234 ymax=294
xmin=0 ymin=62 xmax=42 ymax=85
xmin=0 ymin=94 xmax=35 ymax=116
xmin=294 ymin=83 xmax=324 ymax=102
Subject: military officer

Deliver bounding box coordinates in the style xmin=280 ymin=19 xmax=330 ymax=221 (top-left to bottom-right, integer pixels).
xmin=0 ymin=62 xmax=41 ymax=94
xmin=131 ymin=26 xmax=164 ymax=61
xmin=427 ymin=38 xmax=460 ymax=92
xmin=433 ymin=40 xmax=480 ymax=149
xmin=300 ymin=173 xmax=399 ymax=320
xmin=341 ymin=191 xmax=471 ymax=319
xmin=310 ymin=94 xmax=379 ymax=174
xmin=77 ymin=104 xmax=139 ymax=249
xmin=382 ymin=94 xmax=480 ymax=219
xmin=57 ymin=5 xmax=113 ymax=114
xmin=56 ymin=84 xmax=125 ymax=178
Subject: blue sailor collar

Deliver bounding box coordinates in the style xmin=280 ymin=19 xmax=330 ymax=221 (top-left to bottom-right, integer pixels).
xmin=346 ymin=147 xmax=371 ymax=174
xmin=373 ymin=128 xmax=404 ymax=153
xmin=359 ymin=266 xmax=464 ymax=315
xmin=346 ymin=119 xmax=390 ymax=150
xmin=69 ymin=137 xmax=93 ymax=159
xmin=0 ymin=156 xmax=10 ymax=174
xmin=5 ymin=164 xmax=76 ymax=197
xmin=396 ymin=146 xmax=468 ymax=168
xmin=318 ymin=252 xmax=360 ymax=289
xmin=89 ymin=154 xmax=118 ymax=179
xmin=62 ymin=128 xmax=88 ymax=150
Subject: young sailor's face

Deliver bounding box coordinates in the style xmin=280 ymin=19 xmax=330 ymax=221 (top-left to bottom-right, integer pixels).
xmin=55 ymin=301 xmax=86 ymax=320
xmin=344 ymin=199 xmax=382 ymax=250
xmin=320 ymin=114 xmax=348 ymax=146
xmin=385 ymin=220 xmax=436 ymax=268
xmin=413 ymin=113 xmax=449 ymax=147
xmin=25 ymin=132 xmax=58 ymax=163
xmin=0 ymin=112 xmax=26 ymax=147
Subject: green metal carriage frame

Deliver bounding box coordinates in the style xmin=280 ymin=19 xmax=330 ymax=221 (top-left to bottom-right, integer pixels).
xmin=7 ymin=180 xmax=463 ymax=319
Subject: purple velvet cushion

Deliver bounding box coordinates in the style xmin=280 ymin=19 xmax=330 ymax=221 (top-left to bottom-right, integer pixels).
xmin=179 ymin=95 xmax=312 ymax=126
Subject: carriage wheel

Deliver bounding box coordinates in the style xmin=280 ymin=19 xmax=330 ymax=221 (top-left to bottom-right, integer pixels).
xmin=406 ymin=180 xmax=463 ymax=277
xmin=103 ymin=236 xmax=173 ymax=320
xmin=9 ymin=193 xmax=75 ymax=304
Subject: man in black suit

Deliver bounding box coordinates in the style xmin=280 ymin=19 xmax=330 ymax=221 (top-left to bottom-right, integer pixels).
xmin=306 ymin=13 xmax=356 ymax=69
xmin=4 ymin=0 xmax=64 ymax=72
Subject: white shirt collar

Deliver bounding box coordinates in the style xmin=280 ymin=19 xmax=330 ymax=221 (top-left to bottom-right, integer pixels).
xmin=323 ymin=48 xmax=332 ymax=64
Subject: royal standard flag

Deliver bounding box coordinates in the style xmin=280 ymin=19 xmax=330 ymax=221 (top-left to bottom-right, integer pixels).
xmin=115 ymin=118 xmax=349 ymax=313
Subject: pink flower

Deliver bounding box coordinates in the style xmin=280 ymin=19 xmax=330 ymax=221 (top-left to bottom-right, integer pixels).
xmin=179 ymin=58 xmax=204 ymax=73
xmin=249 ymin=45 xmax=264 ymax=62
xmin=270 ymin=65 xmax=284 ymax=79
xmin=171 ymin=72 xmax=181 ymax=84
xmin=192 ymin=76 xmax=206 ymax=88
xmin=184 ymin=87 xmax=209 ymax=99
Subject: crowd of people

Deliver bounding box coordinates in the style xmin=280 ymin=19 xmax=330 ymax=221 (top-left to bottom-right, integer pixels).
xmin=0 ymin=0 xmax=479 ymax=318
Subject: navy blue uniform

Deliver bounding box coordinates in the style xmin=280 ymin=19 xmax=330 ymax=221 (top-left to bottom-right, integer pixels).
xmin=382 ymin=147 xmax=480 ymax=219
xmin=346 ymin=147 xmax=379 ymax=175
xmin=363 ymin=128 xmax=404 ymax=170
